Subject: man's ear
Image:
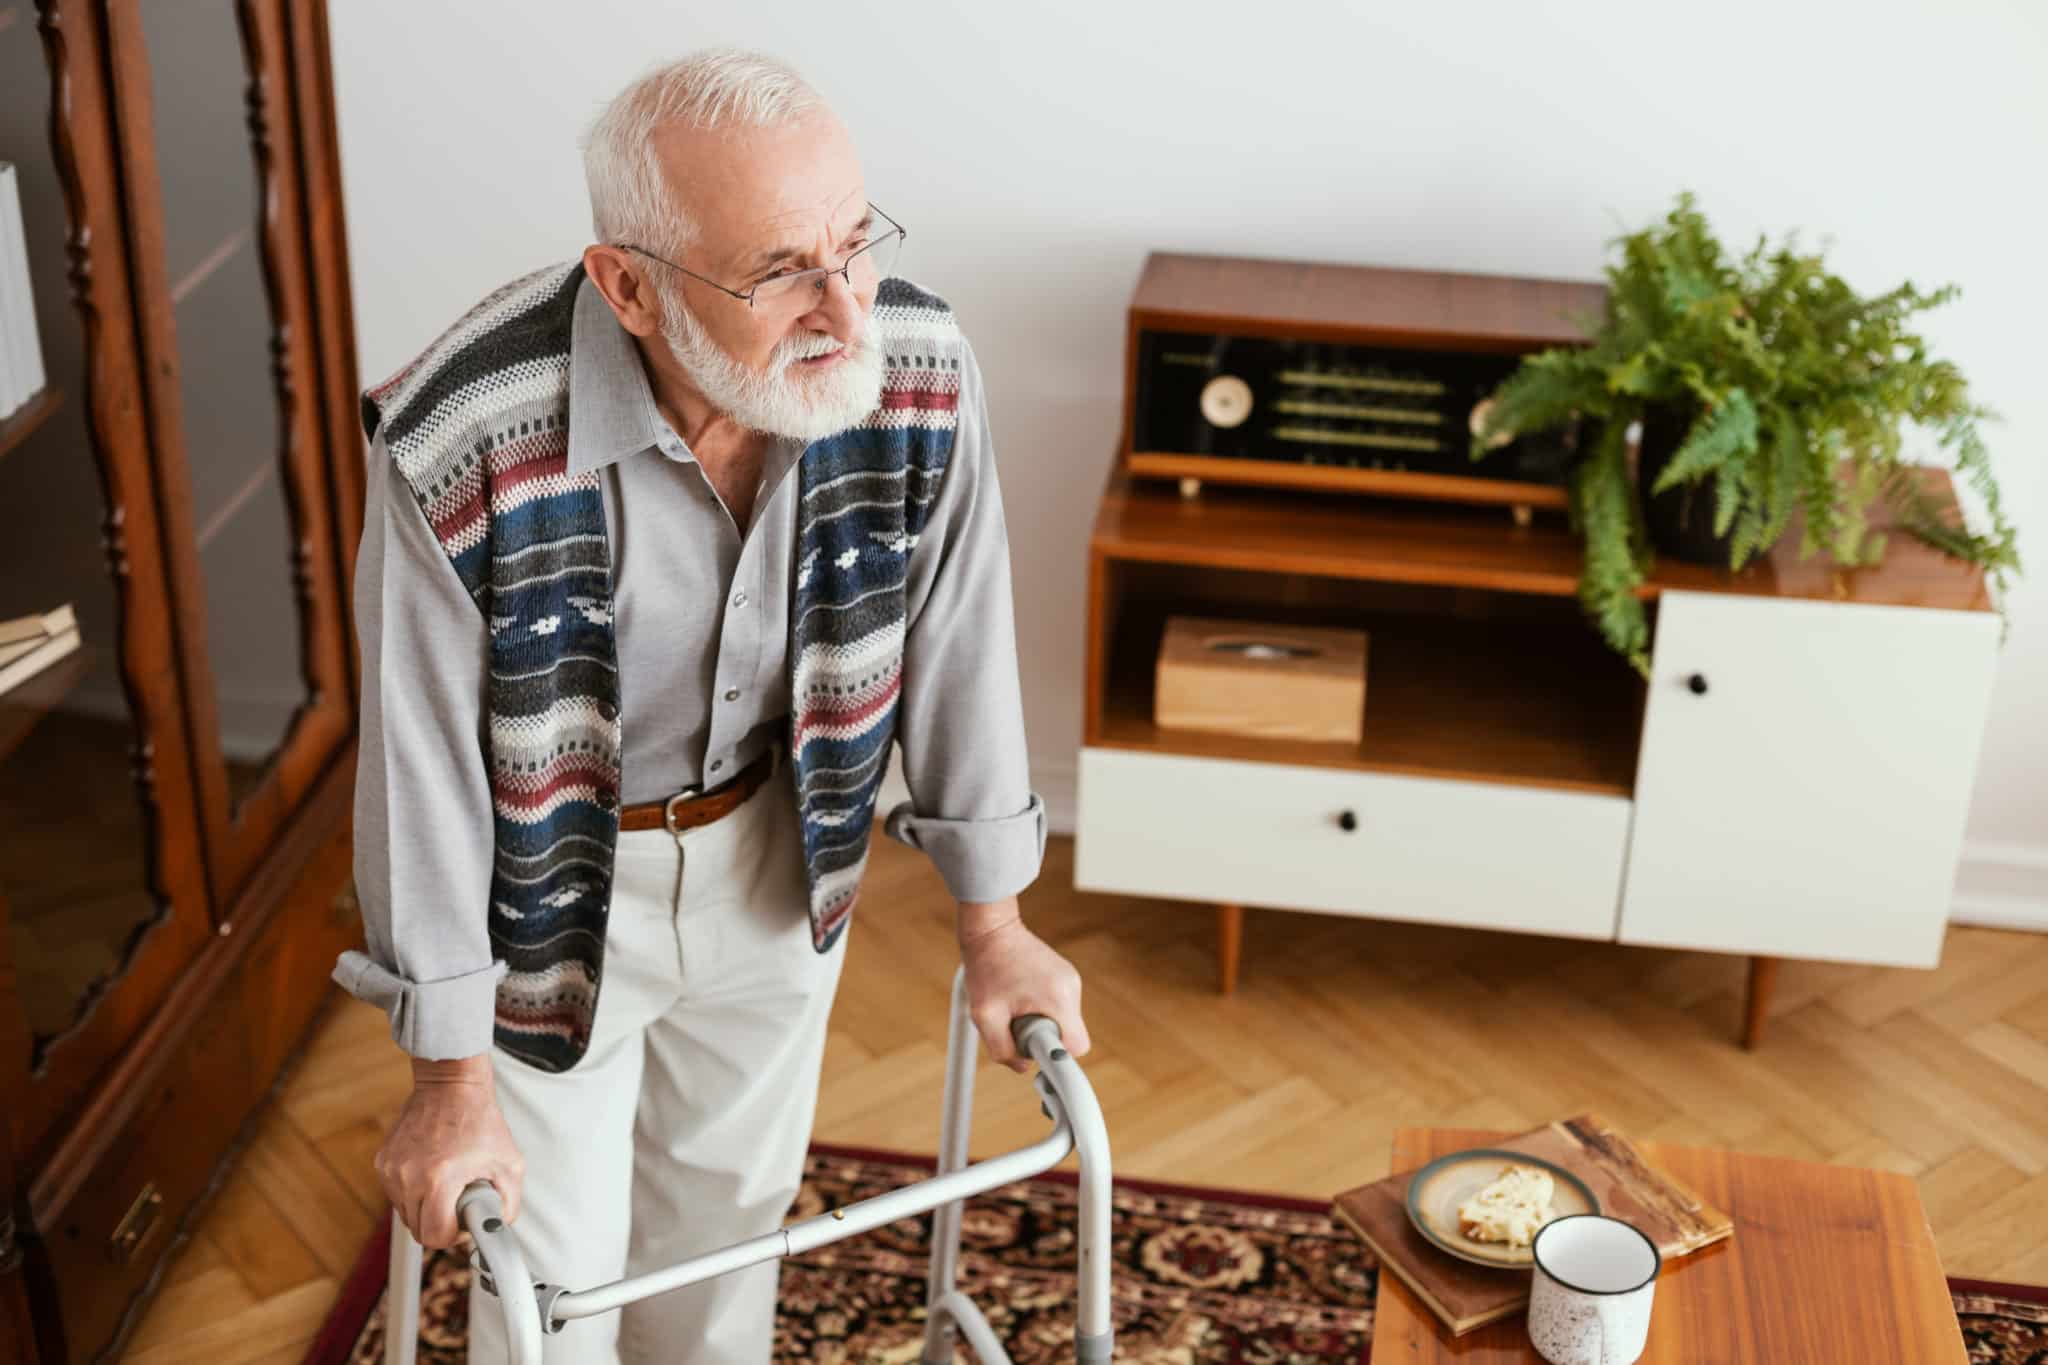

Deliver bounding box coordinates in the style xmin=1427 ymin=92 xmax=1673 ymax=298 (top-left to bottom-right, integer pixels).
xmin=581 ymin=244 xmax=661 ymax=338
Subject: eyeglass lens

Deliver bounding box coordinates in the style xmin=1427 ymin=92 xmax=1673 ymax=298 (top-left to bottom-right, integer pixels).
xmin=751 ymin=230 xmax=902 ymax=313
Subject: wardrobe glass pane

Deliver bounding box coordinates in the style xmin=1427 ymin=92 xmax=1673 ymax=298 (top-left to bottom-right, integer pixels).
xmin=141 ymin=0 xmax=307 ymax=812
xmin=0 ymin=24 xmax=169 ymax=1058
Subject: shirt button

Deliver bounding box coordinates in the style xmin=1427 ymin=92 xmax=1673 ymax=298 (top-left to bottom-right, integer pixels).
xmin=723 ymin=687 xmax=740 ymax=702
xmin=710 ymin=759 xmax=724 ymax=773
xmin=731 ymin=590 xmax=748 ymax=608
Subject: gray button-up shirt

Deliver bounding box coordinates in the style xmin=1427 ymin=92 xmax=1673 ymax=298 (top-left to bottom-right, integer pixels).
xmin=337 ymin=276 xmax=1045 ymax=1059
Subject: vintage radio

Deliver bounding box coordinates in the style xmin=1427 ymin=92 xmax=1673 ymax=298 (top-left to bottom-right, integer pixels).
xmin=1121 ymin=252 xmax=1607 ymax=509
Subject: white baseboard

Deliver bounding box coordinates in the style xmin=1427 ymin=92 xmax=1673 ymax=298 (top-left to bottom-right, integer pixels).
xmin=1950 ymin=841 xmax=2048 ymax=932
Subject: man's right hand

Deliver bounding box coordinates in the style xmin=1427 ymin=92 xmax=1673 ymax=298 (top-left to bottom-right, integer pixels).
xmin=375 ymin=1052 xmax=525 ymax=1250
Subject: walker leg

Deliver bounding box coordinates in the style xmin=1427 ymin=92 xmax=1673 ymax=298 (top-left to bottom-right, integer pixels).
xmin=930 ymin=1289 xmax=1014 ymax=1363
xmin=923 ymin=966 xmax=979 ymax=1363
xmin=385 ymin=1210 xmax=422 ymax=1365
xmin=1067 ymin=1060 xmax=1114 ymax=1362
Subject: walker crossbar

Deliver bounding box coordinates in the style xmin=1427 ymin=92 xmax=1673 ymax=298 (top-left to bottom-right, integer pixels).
xmin=385 ymin=963 xmax=1114 ymax=1364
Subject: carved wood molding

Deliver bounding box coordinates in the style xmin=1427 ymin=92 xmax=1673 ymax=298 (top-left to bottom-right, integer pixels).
xmin=28 ymin=0 xmax=183 ymax=1081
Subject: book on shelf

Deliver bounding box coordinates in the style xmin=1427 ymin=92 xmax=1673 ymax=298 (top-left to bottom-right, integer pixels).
xmin=1330 ymin=1112 xmax=1733 ymax=1336
xmin=0 ymin=603 xmax=80 ymax=698
xmin=0 ymin=602 xmax=77 ymax=648
xmin=1 ymin=160 xmax=49 ymax=420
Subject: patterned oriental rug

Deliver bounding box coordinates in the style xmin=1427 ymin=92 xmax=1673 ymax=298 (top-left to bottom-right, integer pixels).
xmin=306 ymin=1144 xmax=2048 ymax=1364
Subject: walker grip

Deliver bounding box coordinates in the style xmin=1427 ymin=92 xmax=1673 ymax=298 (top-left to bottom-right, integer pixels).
xmin=1009 ymin=1012 xmax=1061 ymax=1055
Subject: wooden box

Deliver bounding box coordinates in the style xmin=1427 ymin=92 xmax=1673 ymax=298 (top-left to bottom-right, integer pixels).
xmin=1154 ymin=614 xmax=1368 ymax=744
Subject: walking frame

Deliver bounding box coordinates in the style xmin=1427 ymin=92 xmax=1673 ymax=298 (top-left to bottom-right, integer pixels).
xmin=383 ymin=964 xmax=1115 ymax=1363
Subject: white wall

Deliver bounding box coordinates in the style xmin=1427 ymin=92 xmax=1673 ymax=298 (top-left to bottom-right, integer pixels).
xmin=329 ymin=1 xmax=2048 ymax=923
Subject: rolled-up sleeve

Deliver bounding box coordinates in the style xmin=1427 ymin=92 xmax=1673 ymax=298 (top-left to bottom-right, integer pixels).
xmin=332 ymin=427 xmax=506 ymax=1060
xmin=883 ymin=334 xmax=1047 ymax=903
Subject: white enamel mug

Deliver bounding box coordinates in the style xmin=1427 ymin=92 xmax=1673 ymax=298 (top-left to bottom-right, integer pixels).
xmin=1526 ymin=1214 xmax=1661 ymax=1365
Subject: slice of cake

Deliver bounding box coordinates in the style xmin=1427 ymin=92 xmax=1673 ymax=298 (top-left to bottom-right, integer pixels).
xmin=1456 ymin=1164 xmax=1556 ymax=1247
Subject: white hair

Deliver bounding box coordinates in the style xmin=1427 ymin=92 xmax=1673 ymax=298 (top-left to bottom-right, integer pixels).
xmin=582 ymin=48 xmax=824 ymax=255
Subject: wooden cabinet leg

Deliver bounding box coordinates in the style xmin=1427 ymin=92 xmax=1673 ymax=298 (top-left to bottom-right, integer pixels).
xmin=1743 ymin=956 xmax=1780 ymax=1050
xmin=1217 ymin=904 xmax=1242 ymax=996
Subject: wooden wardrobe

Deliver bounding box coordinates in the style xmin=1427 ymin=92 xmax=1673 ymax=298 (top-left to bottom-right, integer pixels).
xmin=0 ymin=1 xmax=365 ymax=1359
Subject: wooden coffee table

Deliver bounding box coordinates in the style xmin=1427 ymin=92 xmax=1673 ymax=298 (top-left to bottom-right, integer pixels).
xmin=1370 ymin=1126 xmax=1968 ymax=1362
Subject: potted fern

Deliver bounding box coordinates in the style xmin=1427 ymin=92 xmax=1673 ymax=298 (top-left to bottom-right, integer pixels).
xmin=1470 ymin=191 xmax=2020 ymax=674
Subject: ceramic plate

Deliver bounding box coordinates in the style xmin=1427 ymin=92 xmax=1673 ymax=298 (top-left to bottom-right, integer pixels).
xmin=1403 ymin=1148 xmax=1598 ymax=1268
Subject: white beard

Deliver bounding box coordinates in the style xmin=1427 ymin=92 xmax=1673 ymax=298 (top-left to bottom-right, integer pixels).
xmin=656 ymin=283 xmax=885 ymax=443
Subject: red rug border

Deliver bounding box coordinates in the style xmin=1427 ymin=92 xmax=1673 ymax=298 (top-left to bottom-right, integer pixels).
xmin=303 ymin=1205 xmax=393 ymax=1365
xmin=300 ymin=1141 xmax=2048 ymax=1365
xmin=1950 ymin=1276 xmax=2048 ymax=1309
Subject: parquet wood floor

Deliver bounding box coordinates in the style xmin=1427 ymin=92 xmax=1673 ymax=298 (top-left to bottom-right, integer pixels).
xmin=115 ymin=832 xmax=2048 ymax=1361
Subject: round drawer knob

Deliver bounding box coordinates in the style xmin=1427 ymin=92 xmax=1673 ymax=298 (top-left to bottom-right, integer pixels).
xmin=1337 ymin=809 xmax=1358 ymax=833
xmin=1687 ymin=673 xmax=1709 ymax=696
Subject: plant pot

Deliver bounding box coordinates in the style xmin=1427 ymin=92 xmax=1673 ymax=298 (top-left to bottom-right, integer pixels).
xmin=1636 ymin=403 xmax=1736 ymax=566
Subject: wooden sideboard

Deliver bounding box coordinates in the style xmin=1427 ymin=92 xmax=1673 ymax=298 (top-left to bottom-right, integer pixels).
xmin=1074 ymin=462 xmax=1997 ymax=1046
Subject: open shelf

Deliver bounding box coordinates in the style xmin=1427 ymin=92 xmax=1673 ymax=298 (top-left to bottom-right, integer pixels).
xmin=1082 ymin=457 xmax=1990 ymax=808
xmin=1091 ymin=463 xmax=1992 ymax=611
xmin=1094 ymin=604 xmax=1643 ymax=797
xmin=0 ymin=638 xmax=91 ymax=767
xmin=0 ymin=387 xmax=62 ymax=463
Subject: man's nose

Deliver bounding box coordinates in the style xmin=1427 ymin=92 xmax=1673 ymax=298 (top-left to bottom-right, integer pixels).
xmin=799 ymin=268 xmax=863 ymax=342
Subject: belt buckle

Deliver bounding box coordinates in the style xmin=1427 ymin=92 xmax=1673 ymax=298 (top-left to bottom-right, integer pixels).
xmin=662 ymin=785 xmax=704 ymax=835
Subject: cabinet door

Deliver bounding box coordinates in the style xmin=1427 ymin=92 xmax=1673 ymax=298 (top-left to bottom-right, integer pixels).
xmin=1618 ymin=591 xmax=1999 ymax=967
xmin=1 ymin=0 xmax=217 ymax=1171
xmin=102 ymin=0 xmax=355 ymax=912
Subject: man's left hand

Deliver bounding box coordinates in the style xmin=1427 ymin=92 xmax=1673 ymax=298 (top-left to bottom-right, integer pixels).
xmin=957 ymin=898 xmax=1091 ymax=1073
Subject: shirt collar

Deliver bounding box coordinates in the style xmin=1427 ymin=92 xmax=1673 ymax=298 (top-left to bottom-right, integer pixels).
xmin=567 ymin=273 xmax=666 ymax=475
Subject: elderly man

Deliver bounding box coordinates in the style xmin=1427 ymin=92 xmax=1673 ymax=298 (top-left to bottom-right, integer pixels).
xmin=329 ymin=48 xmax=1090 ymax=1363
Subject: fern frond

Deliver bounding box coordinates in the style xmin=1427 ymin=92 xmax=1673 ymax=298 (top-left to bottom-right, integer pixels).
xmin=1648 ymin=389 xmax=1761 ymax=494
xmin=1469 ymin=352 xmax=1607 ymax=459
xmin=1571 ymin=418 xmax=1652 ymax=674
xmin=1455 ymin=190 xmax=2020 ymax=666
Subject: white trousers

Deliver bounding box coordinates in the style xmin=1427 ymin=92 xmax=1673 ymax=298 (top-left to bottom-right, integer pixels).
xmin=468 ymin=757 xmax=849 ymax=1365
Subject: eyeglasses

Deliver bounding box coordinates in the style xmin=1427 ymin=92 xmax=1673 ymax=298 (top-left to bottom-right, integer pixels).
xmin=618 ymin=202 xmax=905 ymax=319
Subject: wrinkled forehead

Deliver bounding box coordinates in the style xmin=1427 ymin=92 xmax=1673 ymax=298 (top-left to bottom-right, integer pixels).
xmin=650 ymin=113 xmax=866 ymax=273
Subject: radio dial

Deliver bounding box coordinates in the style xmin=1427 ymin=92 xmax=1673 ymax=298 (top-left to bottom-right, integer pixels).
xmin=1199 ymin=374 xmax=1254 ymax=429
xmin=1469 ymin=397 xmax=1515 ymax=450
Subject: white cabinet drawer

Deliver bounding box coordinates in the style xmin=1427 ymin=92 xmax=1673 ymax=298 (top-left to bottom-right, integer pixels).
xmin=1075 ymin=746 xmax=1630 ymax=940
xmin=1619 ymin=592 xmax=1999 ymax=967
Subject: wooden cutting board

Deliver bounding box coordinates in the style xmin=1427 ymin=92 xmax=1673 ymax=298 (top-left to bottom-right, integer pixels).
xmin=1331 ymin=1112 xmax=1732 ymax=1335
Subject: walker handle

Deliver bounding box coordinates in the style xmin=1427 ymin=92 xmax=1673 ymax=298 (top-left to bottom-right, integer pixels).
xmin=457 ymin=1177 xmax=508 ymax=1231
xmin=456 ymin=1179 xmax=547 ymax=1363
xmin=1009 ymin=1012 xmax=1062 ymax=1059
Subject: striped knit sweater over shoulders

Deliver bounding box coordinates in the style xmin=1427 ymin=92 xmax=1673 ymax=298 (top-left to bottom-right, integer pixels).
xmin=361 ymin=261 xmax=962 ymax=1073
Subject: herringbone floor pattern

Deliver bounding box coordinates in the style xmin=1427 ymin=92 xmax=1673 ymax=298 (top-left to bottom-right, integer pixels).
xmin=115 ymin=832 xmax=2048 ymax=1362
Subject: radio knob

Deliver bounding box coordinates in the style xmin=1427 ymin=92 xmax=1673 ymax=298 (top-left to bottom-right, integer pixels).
xmin=1199 ymin=374 xmax=1254 ymax=429
xmin=1469 ymin=397 xmax=1515 ymax=450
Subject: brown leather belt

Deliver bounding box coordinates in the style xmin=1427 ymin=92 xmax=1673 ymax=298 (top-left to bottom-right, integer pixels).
xmin=617 ymin=742 xmax=780 ymax=835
